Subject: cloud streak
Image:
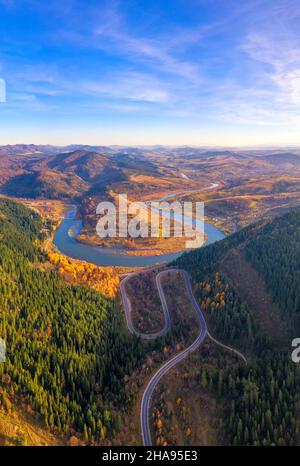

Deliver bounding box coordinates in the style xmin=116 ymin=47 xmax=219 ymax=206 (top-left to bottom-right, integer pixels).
xmin=3 ymin=0 xmax=300 ymax=143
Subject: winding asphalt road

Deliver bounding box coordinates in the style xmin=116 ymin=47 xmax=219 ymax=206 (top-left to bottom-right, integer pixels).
xmin=120 ymin=268 xmax=171 ymax=339
xmin=120 ymin=267 xmax=246 ymax=446
xmin=140 ymin=269 xmax=207 ymax=446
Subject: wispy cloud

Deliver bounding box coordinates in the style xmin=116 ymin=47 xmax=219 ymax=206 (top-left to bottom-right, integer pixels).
xmin=238 ymin=14 xmax=300 ymax=123
xmin=87 ymin=2 xmax=204 ymax=85
xmin=78 ymin=72 xmax=171 ymax=103
xmin=3 ymin=0 xmax=300 ymax=143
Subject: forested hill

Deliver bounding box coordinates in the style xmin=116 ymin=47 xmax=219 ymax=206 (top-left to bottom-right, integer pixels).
xmin=174 ymin=207 xmax=300 ymax=331
xmin=244 ymin=209 xmax=300 ymax=327
xmin=0 ymin=198 xmax=142 ymax=443
xmin=173 ymin=208 xmax=300 ymax=446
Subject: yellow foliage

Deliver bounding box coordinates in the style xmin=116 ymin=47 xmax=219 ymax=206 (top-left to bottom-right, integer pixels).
xmin=204 ymin=283 xmax=211 ymax=294
xmin=69 ymin=436 xmax=81 ymax=446
xmin=156 ymin=418 xmax=163 ymax=431
xmin=48 ymin=252 xmax=119 ymax=298
xmin=185 ymin=427 xmax=192 ymax=437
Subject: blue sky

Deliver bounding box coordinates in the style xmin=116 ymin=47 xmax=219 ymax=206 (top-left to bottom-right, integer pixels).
xmin=1 ymin=0 xmax=300 ymax=145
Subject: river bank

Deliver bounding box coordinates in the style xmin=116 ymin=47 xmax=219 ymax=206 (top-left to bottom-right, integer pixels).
xmin=53 ymin=207 xmax=225 ymax=268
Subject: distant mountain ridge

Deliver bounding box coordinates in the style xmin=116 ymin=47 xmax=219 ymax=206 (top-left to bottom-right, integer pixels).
xmin=1 ymin=144 xmax=300 ymax=200
xmin=0 ymin=147 xmax=160 ymax=199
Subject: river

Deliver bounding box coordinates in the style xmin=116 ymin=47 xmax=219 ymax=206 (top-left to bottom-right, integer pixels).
xmin=53 ymin=204 xmax=225 ymax=267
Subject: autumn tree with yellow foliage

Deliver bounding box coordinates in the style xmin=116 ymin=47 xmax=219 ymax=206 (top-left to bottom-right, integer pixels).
xmin=48 ymin=252 xmax=119 ymax=298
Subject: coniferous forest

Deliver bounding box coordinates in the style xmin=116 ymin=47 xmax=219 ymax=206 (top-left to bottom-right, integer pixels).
xmin=0 ymin=199 xmax=143 ymax=442
xmin=2 ymin=197 xmax=300 ymax=445
xmin=245 ymin=209 xmax=300 ymax=324
xmin=173 ymin=208 xmax=300 ymax=446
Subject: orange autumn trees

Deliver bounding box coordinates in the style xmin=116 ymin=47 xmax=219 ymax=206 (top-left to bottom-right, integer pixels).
xmin=48 ymin=252 xmax=119 ymax=298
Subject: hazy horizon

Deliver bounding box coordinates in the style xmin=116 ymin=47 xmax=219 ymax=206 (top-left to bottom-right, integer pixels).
xmin=3 ymin=142 xmax=300 ymax=150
